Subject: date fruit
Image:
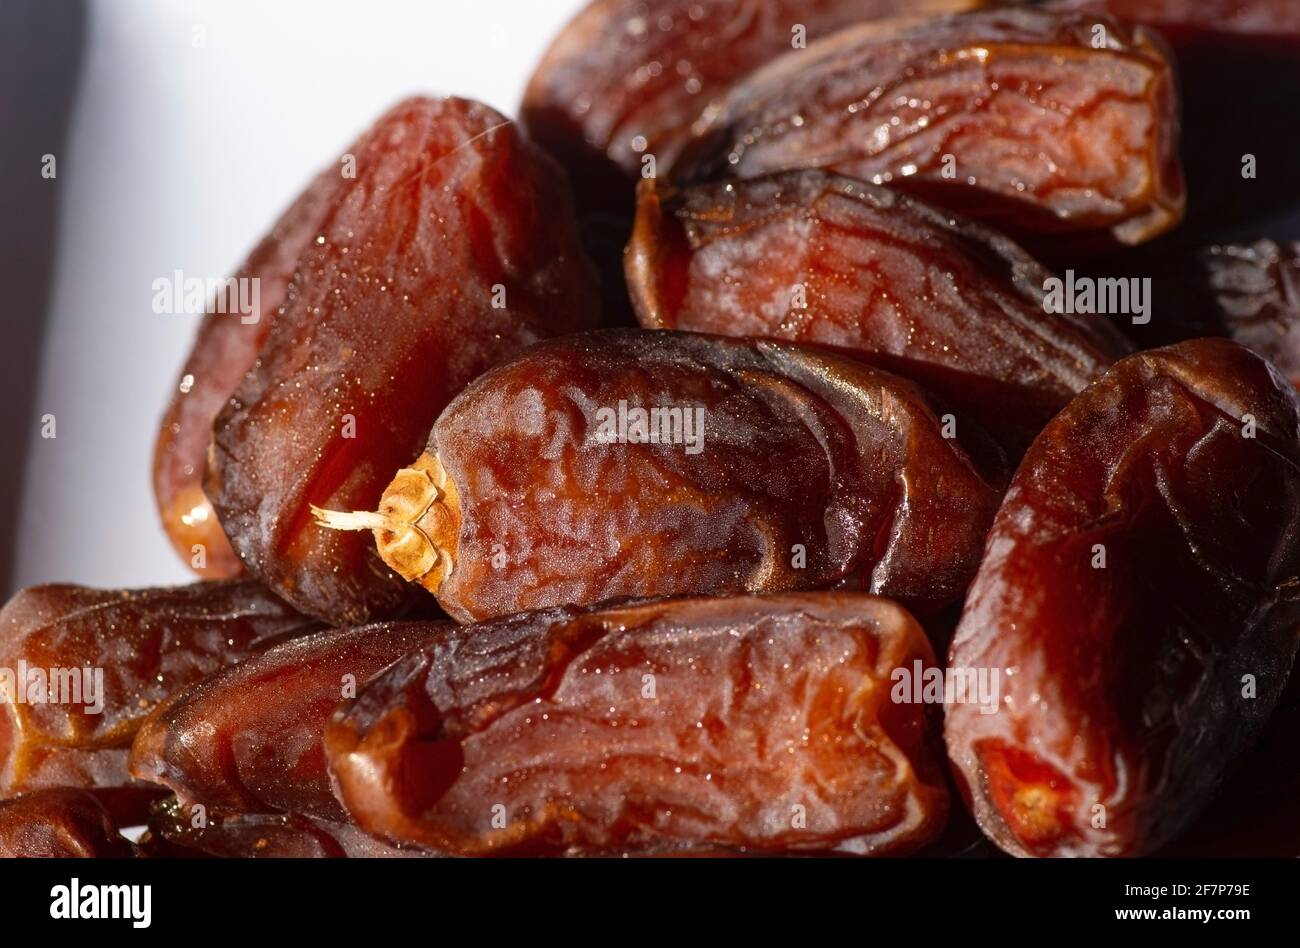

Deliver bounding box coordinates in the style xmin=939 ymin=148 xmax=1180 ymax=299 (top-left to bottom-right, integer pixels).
xmin=206 ymin=96 xmax=600 ymax=627
xmin=0 ymin=580 xmax=318 ymax=796
xmin=945 ymin=339 xmax=1300 ymax=857
xmin=315 ymin=329 xmax=1006 ymax=622
xmin=326 ymin=593 xmax=949 ymax=856
xmin=672 ymin=8 xmax=1185 ymax=253
xmin=1048 ymin=0 xmax=1300 ymax=236
xmin=521 ymin=0 xmax=987 ymax=214
xmin=130 ymin=622 xmax=448 ymax=821
xmin=0 ymin=788 xmax=134 ymax=858
xmin=628 ymin=171 xmax=1132 ymax=448
xmin=153 ymin=164 xmax=345 ymax=579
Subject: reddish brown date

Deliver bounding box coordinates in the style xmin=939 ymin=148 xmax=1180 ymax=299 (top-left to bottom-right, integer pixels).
xmin=140 ymin=797 xmax=425 ymax=858
xmin=628 ymin=171 xmax=1132 ymax=449
xmin=1048 ymin=1 xmax=1300 ymax=235
xmin=0 ymin=788 xmax=134 ymax=858
xmin=672 ymin=8 xmax=1185 ymax=253
xmin=946 ymin=339 xmax=1300 ymax=857
xmin=0 ymin=580 xmax=318 ymax=796
xmin=130 ymin=623 xmax=447 ymax=821
xmin=315 ymin=329 xmax=1007 ymax=622
xmin=326 ymin=593 xmax=949 ymax=856
xmin=206 ymin=96 xmax=600 ymax=627
xmin=521 ymin=0 xmax=987 ymax=214
xmin=153 ymin=164 xmax=345 ymax=579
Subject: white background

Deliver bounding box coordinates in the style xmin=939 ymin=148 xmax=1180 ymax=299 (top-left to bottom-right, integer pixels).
xmin=13 ymin=0 xmax=586 ymax=592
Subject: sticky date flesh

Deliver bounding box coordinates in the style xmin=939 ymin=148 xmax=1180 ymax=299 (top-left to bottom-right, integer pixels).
xmin=628 ymin=171 xmax=1131 ymax=449
xmin=0 ymin=581 xmax=318 ymax=796
xmin=317 ymin=329 xmax=1006 ymax=622
xmin=672 ymin=8 xmax=1185 ymax=253
xmin=130 ymin=623 xmax=448 ymax=821
xmin=326 ymin=593 xmax=949 ymax=856
xmin=206 ymin=96 xmax=600 ymax=627
xmin=946 ymin=339 xmax=1300 ymax=857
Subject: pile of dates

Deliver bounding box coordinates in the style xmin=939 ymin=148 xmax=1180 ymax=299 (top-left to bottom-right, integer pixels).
xmin=5 ymin=0 xmax=1300 ymax=859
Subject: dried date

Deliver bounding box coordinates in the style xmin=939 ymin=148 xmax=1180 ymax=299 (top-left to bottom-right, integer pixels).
xmin=0 ymin=580 xmax=318 ymax=796
xmin=206 ymin=97 xmax=600 ymax=627
xmin=628 ymin=171 xmax=1132 ymax=449
xmin=0 ymin=788 xmax=134 ymax=858
xmin=1048 ymin=0 xmax=1300 ymax=235
xmin=315 ymin=329 xmax=1006 ymax=622
xmin=945 ymin=339 xmax=1300 ymax=857
xmin=672 ymin=8 xmax=1185 ymax=253
xmin=130 ymin=623 xmax=448 ymax=821
xmin=153 ymin=164 xmax=344 ymax=579
xmin=325 ymin=593 xmax=949 ymax=856
xmin=521 ymin=0 xmax=987 ymax=214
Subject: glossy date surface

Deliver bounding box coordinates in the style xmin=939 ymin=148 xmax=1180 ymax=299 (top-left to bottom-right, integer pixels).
xmin=945 ymin=339 xmax=1300 ymax=857
xmin=321 ymin=329 xmax=1006 ymax=622
xmin=521 ymin=0 xmax=986 ymax=213
xmin=0 ymin=581 xmax=317 ymax=796
xmin=0 ymin=788 xmax=134 ymax=858
xmin=130 ymin=623 xmax=447 ymax=821
xmin=672 ymin=8 xmax=1185 ymax=253
xmin=206 ymin=96 xmax=600 ymax=627
xmin=153 ymin=164 xmax=344 ymax=579
xmin=326 ymin=593 xmax=949 ymax=856
xmin=628 ymin=171 xmax=1131 ymax=448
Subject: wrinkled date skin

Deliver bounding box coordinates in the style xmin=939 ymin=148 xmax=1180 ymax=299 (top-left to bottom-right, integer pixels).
xmin=206 ymin=96 xmax=600 ymax=627
xmin=326 ymin=593 xmax=950 ymax=856
xmin=153 ymin=165 xmax=345 ymax=579
xmin=672 ymin=8 xmax=1185 ymax=254
xmin=140 ymin=797 xmax=425 ymax=858
xmin=521 ymin=0 xmax=987 ymax=214
xmin=0 ymin=581 xmax=318 ymax=796
xmin=946 ymin=339 xmax=1300 ymax=857
xmin=628 ymin=171 xmax=1132 ymax=449
xmin=317 ymin=329 xmax=1006 ymax=622
xmin=1198 ymin=242 xmax=1300 ymax=386
xmin=0 ymin=788 xmax=134 ymax=858
xmin=1048 ymin=0 xmax=1300 ymax=234
xmin=130 ymin=623 xmax=447 ymax=821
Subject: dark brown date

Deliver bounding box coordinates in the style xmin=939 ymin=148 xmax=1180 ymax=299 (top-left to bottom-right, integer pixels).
xmin=139 ymin=797 xmax=426 ymax=858
xmin=315 ymin=329 xmax=1006 ymax=622
xmin=130 ymin=623 xmax=448 ymax=821
xmin=0 ymin=788 xmax=134 ymax=858
xmin=628 ymin=171 xmax=1132 ymax=449
xmin=0 ymin=580 xmax=318 ymax=796
xmin=672 ymin=8 xmax=1185 ymax=254
xmin=521 ymin=0 xmax=987 ymax=214
xmin=945 ymin=339 xmax=1300 ymax=857
xmin=326 ymin=593 xmax=949 ymax=856
xmin=1159 ymin=675 xmax=1300 ymax=857
xmin=206 ymin=96 xmax=600 ymax=627
xmin=1197 ymin=242 xmax=1300 ymax=386
xmin=153 ymin=164 xmax=344 ymax=579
